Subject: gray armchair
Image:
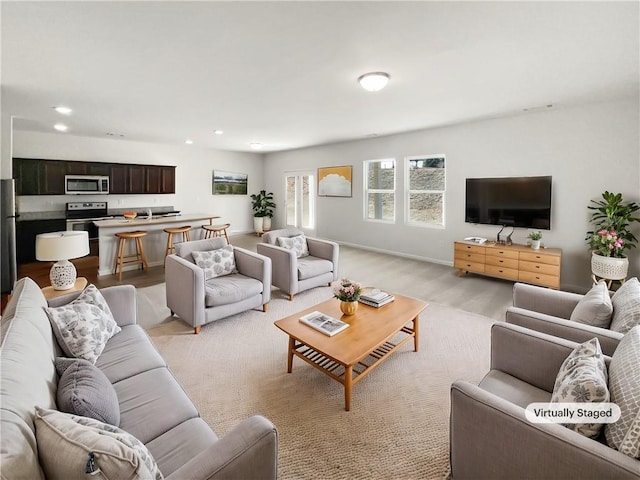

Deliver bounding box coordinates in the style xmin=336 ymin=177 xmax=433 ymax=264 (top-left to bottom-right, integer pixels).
xmin=506 ymin=282 xmax=623 ymax=356
xmin=166 ymin=237 xmax=271 ymax=334
xmin=450 ymin=323 xmax=639 ymax=479
xmin=257 ymin=228 xmax=338 ymax=300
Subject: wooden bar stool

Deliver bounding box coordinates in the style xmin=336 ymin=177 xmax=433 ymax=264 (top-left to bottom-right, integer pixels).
xmin=164 ymin=226 xmax=192 ymax=257
xmin=113 ymin=231 xmax=149 ymax=281
xmin=202 ymin=223 xmax=231 ymax=244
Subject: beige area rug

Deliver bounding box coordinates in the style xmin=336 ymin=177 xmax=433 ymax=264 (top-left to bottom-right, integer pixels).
xmin=139 ymin=284 xmax=495 ymax=479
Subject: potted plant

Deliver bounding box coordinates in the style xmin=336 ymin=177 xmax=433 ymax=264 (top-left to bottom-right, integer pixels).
xmin=250 ymin=190 xmax=276 ymax=234
xmin=527 ymin=231 xmax=543 ymax=250
xmin=333 ymin=278 xmax=362 ymax=316
xmin=586 ymin=191 xmax=640 ymax=280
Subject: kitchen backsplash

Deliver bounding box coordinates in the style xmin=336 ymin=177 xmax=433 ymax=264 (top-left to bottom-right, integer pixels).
xmin=17 ymin=194 xmax=177 ymax=213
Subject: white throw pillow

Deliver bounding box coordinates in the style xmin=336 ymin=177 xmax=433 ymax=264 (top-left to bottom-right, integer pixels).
xmin=277 ymin=234 xmax=309 ymax=258
xmin=35 ymin=407 xmax=163 ymax=480
xmin=192 ymin=246 xmax=237 ymax=279
xmin=605 ymin=326 xmax=640 ymax=458
xmin=570 ymin=281 xmax=613 ymax=328
xmin=550 ymin=337 xmax=609 ymax=438
xmin=610 ymin=277 xmax=640 ymax=334
xmin=45 ymin=284 xmax=121 ymax=364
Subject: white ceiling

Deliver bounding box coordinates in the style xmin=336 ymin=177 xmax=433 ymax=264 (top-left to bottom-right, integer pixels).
xmin=2 ymin=1 xmax=638 ymax=153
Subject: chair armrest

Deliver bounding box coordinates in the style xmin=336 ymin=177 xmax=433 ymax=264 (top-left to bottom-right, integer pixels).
xmin=506 ymin=307 xmax=622 ymax=357
xmin=512 ymin=282 xmax=582 ymax=319
xmin=307 ymin=238 xmax=339 ymax=281
xmin=490 ymin=323 xmax=588 ymax=392
xmin=450 ymin=381 xmax=640 ymax=479
xmin=257 ymin=243 xmax=297 ymax=294
xmin=47 ymin=284 xmax=137 ymax=327
xmin=165 ymin=415 xmax=278 ymax=480
xmin=234 ymin=247 xmax=272 ymax=304
xmin=165 ymin=254 xmax=205 ymax=328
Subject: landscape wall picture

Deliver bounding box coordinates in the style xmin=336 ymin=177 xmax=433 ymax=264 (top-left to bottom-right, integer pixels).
xmin=212 ymin=171 xmax=248 ymax=195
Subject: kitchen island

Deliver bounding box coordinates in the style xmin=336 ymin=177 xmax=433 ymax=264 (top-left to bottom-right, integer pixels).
xmin=94 ymin=214 xmax=220 ymax=276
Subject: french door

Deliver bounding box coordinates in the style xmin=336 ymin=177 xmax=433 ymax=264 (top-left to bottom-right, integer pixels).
xmin=285 ymin=172 xmax=315 ymax=235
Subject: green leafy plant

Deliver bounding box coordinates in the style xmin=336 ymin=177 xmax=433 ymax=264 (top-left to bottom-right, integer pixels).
xmin=527 ymin=231 xmax=542 ymax=241
xmin=250 ymin=190 xmax=276 ymax=218
xmin=586 ymin=191 xmax=640 ymax=258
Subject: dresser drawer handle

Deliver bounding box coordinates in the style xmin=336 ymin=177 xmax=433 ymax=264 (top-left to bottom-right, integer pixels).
xmin=499 ymin=260 xmax=504 ymax=263
xmin=536 ymin=265 xmax=540 ymax=269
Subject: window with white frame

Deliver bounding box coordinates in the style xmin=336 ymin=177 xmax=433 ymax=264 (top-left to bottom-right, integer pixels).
xmin=364 ymin=159 xmax=395 ymax=222
xmin=406 ymin=155 xmax=446 ymax=227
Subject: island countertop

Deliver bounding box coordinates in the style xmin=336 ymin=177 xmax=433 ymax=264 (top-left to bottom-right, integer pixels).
xmin=94 ymin=213 xmax=219 ymax=228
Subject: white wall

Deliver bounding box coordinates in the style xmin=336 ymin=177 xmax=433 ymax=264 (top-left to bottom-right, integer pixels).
xmin=12 ymin=131 xmax=263 ymax=233
xmin=263 ymin=98 xmax=640 ymax=291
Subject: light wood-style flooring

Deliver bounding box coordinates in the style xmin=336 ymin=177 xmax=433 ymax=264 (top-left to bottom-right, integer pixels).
xmin=3 ymin=233 xmax=514 ymax=320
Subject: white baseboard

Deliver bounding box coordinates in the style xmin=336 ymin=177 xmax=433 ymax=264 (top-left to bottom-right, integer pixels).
xmin=336 ymin=240 xmax=454 ymax=267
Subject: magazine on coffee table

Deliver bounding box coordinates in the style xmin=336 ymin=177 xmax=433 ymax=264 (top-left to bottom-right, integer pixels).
xmin=299 ymin=311 xmax=350 ymax=336
xmin=359 ymin=289 xmax=395 ymax=308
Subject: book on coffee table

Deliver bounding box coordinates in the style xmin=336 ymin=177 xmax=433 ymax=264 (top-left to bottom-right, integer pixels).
xmin=359 ymin=290 xmax=395 ymax=308
xmin=299 ymin=311 xmax=349 ymax=336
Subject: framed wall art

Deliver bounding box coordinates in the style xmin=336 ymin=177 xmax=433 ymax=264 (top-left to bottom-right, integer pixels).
xmin=317 ymin=165 xmax=352 ymax=197
xmin=212 ymin=170 xmax=248 ymax=195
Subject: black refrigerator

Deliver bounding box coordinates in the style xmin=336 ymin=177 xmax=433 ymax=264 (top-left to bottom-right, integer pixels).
xmin=1 ymin=179 xmax=18 ymax=293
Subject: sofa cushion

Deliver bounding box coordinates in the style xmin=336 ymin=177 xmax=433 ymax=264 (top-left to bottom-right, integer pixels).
xmin=114 ymin=368 xmax=199 ymax=444
xmin=277 ymin=234 xmax=309 ymax=258
xmin=192 ymin=246 xmax=237 ymax=279
xmin=34 ymin=407 xmax=163 ymax=480
xmin=550 ymin=337 xmax=609 ymax=438
xmin=610 ymin=277 xmax=640 ymax=334
xmin=55 ymin=357 xmax=120 ymax=426
xmin=298 ymin=256 xmax=333 ymax=280
xmin=96 ymin=325 xmax=167 ymax=384
xmin=605 ymin=326 xmax=640 ymax=458
xmin=570 ymin=281 xmax=613 ymax=328
xmin=45 ymin=284 xmax=121 ymax=364
xmin=479 ymin=370 xmax=552 ymax=409
xmin=204 ymin=273 xmax=263 ymax=307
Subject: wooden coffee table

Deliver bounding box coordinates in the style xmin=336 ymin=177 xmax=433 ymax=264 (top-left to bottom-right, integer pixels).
xmin=274 ymin=294 xmax=428 ymax=411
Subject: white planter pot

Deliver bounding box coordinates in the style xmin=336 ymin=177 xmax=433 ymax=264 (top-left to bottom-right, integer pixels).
xmin=263 ymin=217 xmax=272 ymax=231
xmin=253 ymin=217 xmax=264 ymax=234
xmin=531 ymin=240 xmax=541 ymax=250
xmin=591 ymin=252 xmax=629 ymax=280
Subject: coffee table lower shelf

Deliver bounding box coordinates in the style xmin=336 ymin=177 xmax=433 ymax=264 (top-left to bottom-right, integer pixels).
xmin=287 ymin=324 xmax=417 ymax=411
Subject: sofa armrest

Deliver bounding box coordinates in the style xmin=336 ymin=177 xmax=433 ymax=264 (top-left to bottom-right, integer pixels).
xmin=506 ymin=307 xmax=623 ymax=357
xmin=307 ymin=238 xmax=339 ymax=281
xmin=165 ymin=415 xmax=278 ymax=480
xmin=450 ymin=380 xmax=640 ymax=479
xmin=165 ymin=254 xmax=205 ymax=328
xmin=47 ymin=284 xmax=137 ymax=327
xmin=234 ymin=247 xmax=272 ymax=304
xmin=257 ymin=243 xmax=297 ymax=294
xmin=490 ymin=323 xmax=588 ymax=392
xmin=512 ymin=282 xmax=582 ymax=319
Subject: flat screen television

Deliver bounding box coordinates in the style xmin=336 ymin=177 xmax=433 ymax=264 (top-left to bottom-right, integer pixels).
xmin=465 ymin=176 xmax=552 ymax=229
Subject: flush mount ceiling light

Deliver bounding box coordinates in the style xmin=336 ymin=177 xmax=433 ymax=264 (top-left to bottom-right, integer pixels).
xmin=185 ymin=139 xmax=193 ymax=145
xmin=54 ymin=123 xmax=68 ymax=132
xmin=53 ymin=106 xmax=72 ymax=115
xmin=213 ymin=130 xmax=224 ymax=135
xmin=358 ymin=72 xmax=390 ymax=92
xmin=249 ymin=142 xmax=263 ymax=150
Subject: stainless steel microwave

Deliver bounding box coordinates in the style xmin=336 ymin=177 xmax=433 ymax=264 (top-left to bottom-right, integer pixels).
xmin=65 ymin=175 xmax=110 ymax=195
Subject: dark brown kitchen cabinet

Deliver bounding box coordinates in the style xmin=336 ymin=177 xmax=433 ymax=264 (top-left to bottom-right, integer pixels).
xmin=66 ymin=161 xmax=110 ymax=176
xmin=40 ymin=160 xmax=67 ymax=194
xmin=16 ymin=219 xmax=67 ymax=264
xmin=13 ymin=159 xmax=41 ymax=195
xmin=109 ymin=164 xmax=128 ymax=194
xmin=145 ymin=166 xmax=176 ymax=194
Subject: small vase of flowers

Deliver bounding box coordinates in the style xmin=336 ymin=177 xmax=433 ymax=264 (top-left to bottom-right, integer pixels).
xmin=527 ymin=231 xmax=542 ymax=250
xmin=333 ymin=278 xmax=362 ymax=316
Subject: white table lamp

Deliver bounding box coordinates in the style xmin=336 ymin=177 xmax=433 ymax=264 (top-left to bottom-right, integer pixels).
xmin=36 ymin=231 xmax=90 ymax=290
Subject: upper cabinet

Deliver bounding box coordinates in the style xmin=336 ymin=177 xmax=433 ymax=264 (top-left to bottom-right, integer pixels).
xmin=13 ymin=158 xmax=176 ymax=195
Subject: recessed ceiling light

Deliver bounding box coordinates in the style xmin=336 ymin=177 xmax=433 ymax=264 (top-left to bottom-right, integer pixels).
xmin=214 ymin=130 xmax=224 ymax=135
xmin=358 ymin=72 xmax=390 ymax=92
xmin=185 ymin=139 xmax=193 ymax=145
xmin=54 ymin=106 xmax=72 ymax=115
xmin=54 ymin=123 xmax=68 ymax=132
xmin=249 ymin=142 xmax=263 ymax=150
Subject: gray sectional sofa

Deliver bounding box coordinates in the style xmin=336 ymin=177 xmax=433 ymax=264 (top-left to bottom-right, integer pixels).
xmin=1 ymin=277 xmax=278 ymax=479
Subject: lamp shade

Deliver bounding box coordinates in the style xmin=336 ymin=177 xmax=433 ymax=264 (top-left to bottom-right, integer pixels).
xmin=36 ymin=231 xmax=90 ymax=261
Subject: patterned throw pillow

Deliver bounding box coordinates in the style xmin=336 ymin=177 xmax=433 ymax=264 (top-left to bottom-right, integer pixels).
xmin=55 ymin=357 xmax=120 ymax=426
xmin=610 ymin=277 xmax=640 ymax=334
xmin=277 ymin=234 xmax=309 ymax=258
xmin=45 ymin=284 xmax=121 ymax=364
xmin=570 ymin=281 xmax=613 ymax=328
xmin=605 ymin=326 xmax=640 ymax=458
xmin=550 ymin=337 xmax=609 ymax=438
xmin=192 ymin=246 xmax=237 ymax=280
xmin=35 ymin=407 xmax=163 ymax=480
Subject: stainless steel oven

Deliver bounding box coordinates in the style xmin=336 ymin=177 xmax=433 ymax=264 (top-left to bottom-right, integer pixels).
xmin=65 ymin=202 xmax=112 ymax=256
